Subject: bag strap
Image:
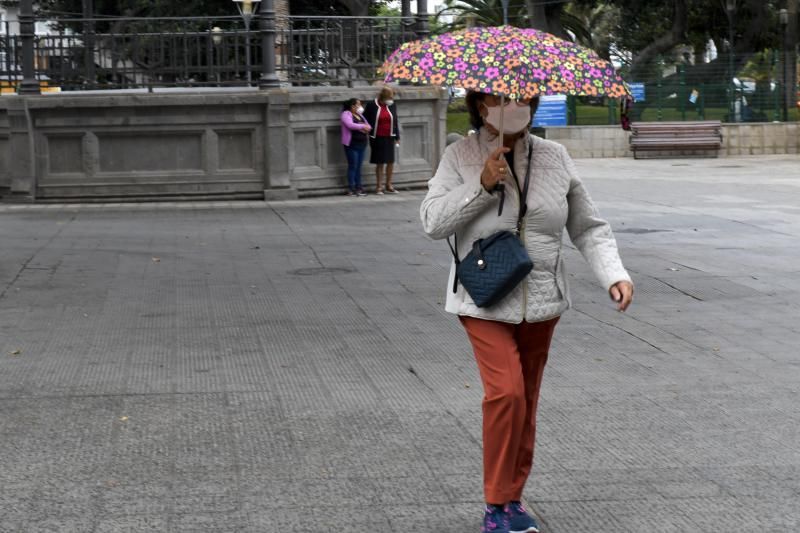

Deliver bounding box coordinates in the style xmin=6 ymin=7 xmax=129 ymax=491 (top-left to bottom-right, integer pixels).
xmin=516 ymin=141 xmax=534 ymax=232
xmin=446 ymin=234 xmax=461 ymax=293
xmin=445 ymin=139 xmax=534 ymax=293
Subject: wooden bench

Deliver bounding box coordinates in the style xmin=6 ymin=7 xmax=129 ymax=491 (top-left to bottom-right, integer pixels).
xmin=629 ymin=121 xmax=723 ymax=159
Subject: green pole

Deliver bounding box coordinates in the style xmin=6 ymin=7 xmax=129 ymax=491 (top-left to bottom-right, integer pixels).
xmin=657 ymin=57 xmax=663 ymax=121
xmin=567 ymin=95 xmax=577 ymax=125
xmin=608 ymin=97 xmax=615 ymax=125
xmin=680 ymin=64 xmax=687 ymax=121
xmin=699 ymin=83 xmax=705 ymax=120
xmin=773 ymin=49 xmax=781 ymax=121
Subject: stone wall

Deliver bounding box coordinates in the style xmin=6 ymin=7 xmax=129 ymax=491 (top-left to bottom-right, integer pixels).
xmin=0 ymin=86 xmax=447 ymax=201
xmin=544 ymin=126 xmax=632 ymax=158
xmin=1 ymin=94 xmax=794 ymax=202
xmin=721 ymin=123 xmax=799 ymax=156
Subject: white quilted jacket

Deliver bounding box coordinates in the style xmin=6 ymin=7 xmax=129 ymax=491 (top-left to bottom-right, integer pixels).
xmin=420 ymin=128 xmax=631 ymax=324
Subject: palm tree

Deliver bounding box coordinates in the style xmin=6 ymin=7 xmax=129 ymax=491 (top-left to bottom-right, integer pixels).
xmin=436 ymin=0 xmax=528 ymax=31
xmin=437 ymin=0 xmax=612 ymax=61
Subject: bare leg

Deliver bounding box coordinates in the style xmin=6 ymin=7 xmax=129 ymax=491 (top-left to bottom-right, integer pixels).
xmin=385 ymin=163 xmax=395 ymax=191
xmin=375 ymin=164 xmax=384 ymax=193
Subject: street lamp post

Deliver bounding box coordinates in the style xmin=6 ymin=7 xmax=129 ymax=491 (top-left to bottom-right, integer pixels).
xmin=726 ymin=0 xmax=736 ymax=122
xmin=780 ymin=8 xmax=789 ymax=122
xmin=83 ymin=0 xmax=95 ymax=88
xmin=233 ymin=0 xmax=261 ymax=84
xmin=18 ymin=0 xmax=40 ymax=95
xmin=211 ymin=27 xmax=223 ymax=84
xmin=416 ymin=0 xmax=430 ymax=39
xmin=258 ymin=0 xmax=280 ymax=88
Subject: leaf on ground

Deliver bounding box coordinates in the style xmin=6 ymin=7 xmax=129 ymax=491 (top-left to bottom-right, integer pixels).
xmin=151 ymin=257 xmax=161 ymax=263
xmin=119 ymin=416 xmax=128 ymax=422
xmin=10 ymin=349 xmax=21 ymax=356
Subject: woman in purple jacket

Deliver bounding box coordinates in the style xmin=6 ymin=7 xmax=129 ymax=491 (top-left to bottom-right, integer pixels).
xmin=340 ymin=98 xmax=372 ymax=196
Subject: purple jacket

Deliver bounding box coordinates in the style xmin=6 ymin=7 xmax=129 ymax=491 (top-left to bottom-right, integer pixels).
xmin=341 ymin=110 xmax=370 ymax=147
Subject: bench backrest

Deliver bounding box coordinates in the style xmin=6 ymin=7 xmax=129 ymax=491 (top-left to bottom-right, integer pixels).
xmin=631 ymin=121 xmax=722 ymax=136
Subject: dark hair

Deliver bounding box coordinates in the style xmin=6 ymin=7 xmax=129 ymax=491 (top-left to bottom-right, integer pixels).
xmin=342 ymin=98 xmax=359 ymax=111
xmin=465 ymin=92 xmax=540 ymax=130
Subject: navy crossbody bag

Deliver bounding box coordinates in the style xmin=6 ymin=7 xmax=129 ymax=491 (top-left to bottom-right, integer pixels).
xmin=446 ymin=143 xmax=534 ymax=308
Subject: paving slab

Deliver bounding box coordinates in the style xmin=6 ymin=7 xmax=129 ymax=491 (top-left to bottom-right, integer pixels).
xmin=1 ymin=155 xmax=799 ymax=532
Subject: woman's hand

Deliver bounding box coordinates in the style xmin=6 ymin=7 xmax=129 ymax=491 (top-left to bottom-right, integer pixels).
xmin=609 ymin=281 xmax=634 ymax=312
xmin=480 ymin=146 xmax=510 ymax=191
xmin=363 ymin=124 xmax=372 ymax=132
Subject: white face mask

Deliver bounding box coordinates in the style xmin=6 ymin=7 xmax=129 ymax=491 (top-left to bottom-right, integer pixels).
xmin=384 ymin=99 xmax=394 ymax=106
xmin=483 ymin=101 xmax=531 ymax=134
xmin=355 ymin=106 xmax=364 ymax=114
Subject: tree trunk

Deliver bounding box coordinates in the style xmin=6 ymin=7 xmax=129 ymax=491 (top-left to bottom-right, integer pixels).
xmin=338 ymin=0 xmax=370 ymax=17
xmin=629 ymin=0 xmax=688 ymax=80
xmin=525 ymin=1 xmax=565 ymax=38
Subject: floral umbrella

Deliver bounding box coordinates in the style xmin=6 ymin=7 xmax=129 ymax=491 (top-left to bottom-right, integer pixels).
xmin=381 ymin=25 xmax=630 ymax=101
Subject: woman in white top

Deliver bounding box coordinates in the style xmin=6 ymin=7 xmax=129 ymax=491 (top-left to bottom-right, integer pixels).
xmin=420 ymin=91 xmax=634 ymax=533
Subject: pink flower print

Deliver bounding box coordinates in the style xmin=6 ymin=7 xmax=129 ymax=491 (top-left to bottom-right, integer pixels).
xmin=589 ymin=67 xmax=602 ymax=78
xmin=485 ymin=67 xmax=500 ymax=79
xmin=419 ymin=56 xmax=434 ymax=70
xmin=454 ymin=61 xmax=468 ymax=72
xmin=531 ymin=68 xmax=547 ymax=80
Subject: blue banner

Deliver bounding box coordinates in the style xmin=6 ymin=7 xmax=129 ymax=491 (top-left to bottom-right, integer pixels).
xmin=629 ymin=83 xmax=646 ymax=102
xmin=532 ymin=95 xmax=568 ymax=127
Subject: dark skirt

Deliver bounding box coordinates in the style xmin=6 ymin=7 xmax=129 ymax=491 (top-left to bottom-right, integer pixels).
xmin=369 ymin=136 xmax=396 ymax=165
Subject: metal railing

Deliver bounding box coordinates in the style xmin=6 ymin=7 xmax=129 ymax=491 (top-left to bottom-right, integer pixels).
xmin=279 ymin=16 xmax=419 ymax=86
xmin=0 ymin=15 xmax=426 ymax=91
xmin=1 ymin=12 xmax=796 ymax=124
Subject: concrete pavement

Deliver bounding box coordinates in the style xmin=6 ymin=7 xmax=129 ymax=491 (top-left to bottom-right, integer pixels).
xmin=1 ymin=155 xmax=799 ymax=532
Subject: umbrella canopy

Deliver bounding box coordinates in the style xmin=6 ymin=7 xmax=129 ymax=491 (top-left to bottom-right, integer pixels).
xmin=382 ymin=25 xmax=630 ymax=100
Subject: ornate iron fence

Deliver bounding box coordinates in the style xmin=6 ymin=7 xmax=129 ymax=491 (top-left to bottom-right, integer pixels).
xmin=279 ymin=16 xmax=419 ymax=86
xmin=0 ymin=12 xmax=796 ymax=124
xmin=0 ymin=15 xmax=422 ymax=91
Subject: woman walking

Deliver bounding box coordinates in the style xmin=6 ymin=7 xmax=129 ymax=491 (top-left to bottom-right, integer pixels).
xmin=420 ymin=92 xmax=634 ymax=533
xmin=365 ymin=86 xmax=400 ymax=194
xmin=340 ymin=98 xmax=371 ymax=196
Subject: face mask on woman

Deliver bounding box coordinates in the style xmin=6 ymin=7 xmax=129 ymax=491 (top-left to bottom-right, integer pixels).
xmin=384 ymin=99 xmax=394 ymax=106
xmin=483 ymin=101 xmax=531 ymax=134
xmin=355 ymin=106 xmax=365 ymax=114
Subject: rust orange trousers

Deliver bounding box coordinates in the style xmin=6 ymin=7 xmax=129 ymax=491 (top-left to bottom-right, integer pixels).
xmin=460 ymin=315 xmax=559 ymax=504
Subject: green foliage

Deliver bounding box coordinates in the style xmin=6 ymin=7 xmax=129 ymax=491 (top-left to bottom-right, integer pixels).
xmin=290 ymin=1 xmax=348 ymax=16
xmin=36 ymin=0 xmax=235 ymax=17
xmin=438 ymin=0 xmax=528 ymax=28
xmin=447 ymin=110 xmax=472 ymax=134
xmin=368 ymin=0 xmax=398 ymax=16
xmin=436 ymin=0 xmax=612 ymax=58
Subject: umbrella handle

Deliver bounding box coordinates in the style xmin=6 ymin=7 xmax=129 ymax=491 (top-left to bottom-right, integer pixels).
xmin=498 ymin=93 xmax=505 ymax=156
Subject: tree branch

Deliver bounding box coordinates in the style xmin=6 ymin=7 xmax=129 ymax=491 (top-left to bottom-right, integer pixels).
xmin=630 ymin=0 xmax=688 ymax=79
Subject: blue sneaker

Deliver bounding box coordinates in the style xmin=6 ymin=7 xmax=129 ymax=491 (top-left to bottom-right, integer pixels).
xmin=508 ymin=501 xmax=540 ymax=533
xmin=482 ymin=504 xmax=509 ymax=533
